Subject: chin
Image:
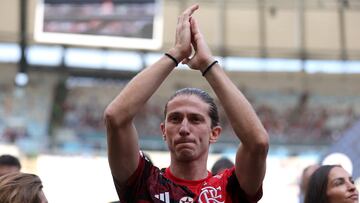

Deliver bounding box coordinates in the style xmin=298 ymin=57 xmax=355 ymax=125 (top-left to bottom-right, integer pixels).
xmin=177 ymin=149 xmax=196 ymax=161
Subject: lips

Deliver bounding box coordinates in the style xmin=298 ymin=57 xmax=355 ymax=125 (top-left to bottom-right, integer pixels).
xmin=347 ymin=193 xmax=359 ymax=201
xmin=175 ymin=139 xmax=195 ymax=145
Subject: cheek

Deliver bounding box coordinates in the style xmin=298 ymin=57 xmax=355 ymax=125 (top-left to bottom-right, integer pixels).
xmin=327 ymin=187 xmax=346 ymax=202
xmin=164 ymin=127 xmax=178 ymax=142
xmin=197 ymin=128 xmax=211 ymax=143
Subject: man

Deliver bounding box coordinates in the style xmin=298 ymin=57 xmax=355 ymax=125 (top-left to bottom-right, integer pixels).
xmin=104 ymin=4 xmax=269 ymax=202
xmin=0 ymin=154 xmax=21 ymax=177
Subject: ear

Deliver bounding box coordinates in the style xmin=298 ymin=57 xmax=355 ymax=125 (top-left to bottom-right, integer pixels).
xmin=160 ymin=122 xmax=166 ymax=141
xmin=209 ymin=126 xmax=222 ymax=144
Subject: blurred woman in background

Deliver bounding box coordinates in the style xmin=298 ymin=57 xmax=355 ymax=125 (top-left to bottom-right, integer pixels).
xmin=0 ymin=172 xmax=48 ymax=203
xmin=304 ymin=165 xmax=358 ymax=203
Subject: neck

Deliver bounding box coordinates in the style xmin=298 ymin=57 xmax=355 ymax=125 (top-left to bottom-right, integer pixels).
xmin=169 ymin=154 xmax=209 ymax=181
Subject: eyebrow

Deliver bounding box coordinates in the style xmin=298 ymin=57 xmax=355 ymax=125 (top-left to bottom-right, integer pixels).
xmin=167 ymin=112 xmax=182 ymax=117
xmin=168 ymin=111 xmax=204 ymax=117
xmin=330 ymin=176 xmax=352 ymax=184
xmin=331 ymin=177 xmax=345 ymax=182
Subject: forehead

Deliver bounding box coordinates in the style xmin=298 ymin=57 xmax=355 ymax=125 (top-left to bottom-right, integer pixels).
xmin=167 ymin=95 xmax=209 ymax=114
xmin=328 ymin=167 xmax=350 ymax=180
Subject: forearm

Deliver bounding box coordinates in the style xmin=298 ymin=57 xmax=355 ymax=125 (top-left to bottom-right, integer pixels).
xmin=183 ymin=5 xmax=268 ymax=195
xmin=205 ymin=63 xmax=268 ymax=195
xmin=204 ymin=63 xmax=268 ymax=148
xmin=104 ymin=55 xmax=177 ymax=125
xmin=104 ymin=54 xmax=178 ymax=184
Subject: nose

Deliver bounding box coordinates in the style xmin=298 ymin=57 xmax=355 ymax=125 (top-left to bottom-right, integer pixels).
xmin=179 ymin=118 xmax=190 ymax=136
xmin=347 ymin=181 xmax=357 ymax=192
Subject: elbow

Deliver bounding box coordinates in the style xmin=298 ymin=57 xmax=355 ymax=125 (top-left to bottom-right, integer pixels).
xmin=250 ymin=130 xmax=269 ymax=156
xmin=103 ymin=105 xmax=131 ymax=130
xmin=258 ymin=131 xmax=269 ymax=155
xmin=103 ymin=106 xmax=116 ymax=125
xmin=103 ymin=106 xmax=117 ymax=132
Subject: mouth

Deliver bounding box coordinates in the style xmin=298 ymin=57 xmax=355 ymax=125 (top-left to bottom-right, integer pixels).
xmin=175 ymin=139 xmax=195 ymax=145
xmin=347 ymin=194 xmax=359 ymax=200
xmin=174 ymin=139 xmax=196 ymax=149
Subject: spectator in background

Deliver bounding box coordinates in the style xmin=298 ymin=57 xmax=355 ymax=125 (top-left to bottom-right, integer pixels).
xmin=0 ymin=154 xmax=21 ymax=177
xmin=299 ymin=164 xmax=320 ymax=203
xmin=304 ymin=165 xmax=358 ymax=203
xmin=211 ymin=156 xmax=234 ymax=174
xmin=0 ymin=172 xmax=48 ymax=203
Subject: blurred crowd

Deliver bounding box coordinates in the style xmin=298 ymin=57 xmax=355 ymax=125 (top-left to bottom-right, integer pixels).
xmin=1 ymin=77 xmax=359 ymax=152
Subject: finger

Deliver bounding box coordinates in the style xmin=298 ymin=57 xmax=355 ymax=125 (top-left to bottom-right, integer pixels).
xmin=190 ymin=17 xmax=200 ymax=36
xmin=177 ymin=13 xmax=184 ymax=28
xmin=178 ymin=5 xmax=195 ymax=27
xmin=182 ymin=4 xmax=199 ymax=17
xmin=176 ymin=15 xmax=183 ymax=34
xmin=181 ymin=4 xmax=199 ymax=25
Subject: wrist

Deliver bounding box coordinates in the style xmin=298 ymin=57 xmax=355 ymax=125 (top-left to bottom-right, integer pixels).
xmin=202 ymin=60 xmax=218 ymax=76
xmin=199 ymin=57 xmax=216 ymax=72
xmin=167 ymin=48 xmax=185 ymax=64
xmin=164 ymin=53 xmax=179 ymax=67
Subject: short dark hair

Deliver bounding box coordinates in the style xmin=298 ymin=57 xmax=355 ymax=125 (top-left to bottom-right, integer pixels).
xmin=164 ymin=88 xmax=219 ymax=128
xmin=211 ymin=157 xmax=234 ymax=174
xmin=0 ymin=154 xmax=21 ymax=169
xmin=304 ymin=165 xmax=340 ymax=203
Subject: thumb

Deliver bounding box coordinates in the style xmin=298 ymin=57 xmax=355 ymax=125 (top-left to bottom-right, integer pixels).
xmin=182 ymin=57 xmax=190 ymax=65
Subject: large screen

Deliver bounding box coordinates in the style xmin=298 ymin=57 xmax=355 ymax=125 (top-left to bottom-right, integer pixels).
xmin=34 ymin=0 xmax=163 ymax=50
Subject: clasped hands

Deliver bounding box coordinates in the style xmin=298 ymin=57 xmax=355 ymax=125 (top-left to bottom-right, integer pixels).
xmin=168 ymin=4 xmax=215 ymax=73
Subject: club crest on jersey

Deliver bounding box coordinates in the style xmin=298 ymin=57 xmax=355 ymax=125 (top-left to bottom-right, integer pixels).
xmin=198 ymin=186 xmax=224 ymax=203
xmin=180 ymin=196 xmax=194 ymax=203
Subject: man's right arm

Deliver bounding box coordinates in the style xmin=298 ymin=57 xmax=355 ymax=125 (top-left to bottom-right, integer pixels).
xmin=103 ymin=4 xmax=199 ymax=186
xmin=103 ymin=55 xmax=180 ymax=185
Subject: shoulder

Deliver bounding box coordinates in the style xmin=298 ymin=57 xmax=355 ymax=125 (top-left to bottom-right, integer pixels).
xmin=211 ymin=168 xmax=263 ymax=203
xmin=114 ymin=155 xmax=195 ymax=202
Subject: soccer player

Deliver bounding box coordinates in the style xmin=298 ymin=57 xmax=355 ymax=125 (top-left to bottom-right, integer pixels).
xmin=104 ymin=4 xmax=269 ymax=202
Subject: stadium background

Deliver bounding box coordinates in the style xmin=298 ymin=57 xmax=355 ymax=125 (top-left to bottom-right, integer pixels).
xmin=0 ymin=0 xmax=359 ymax=202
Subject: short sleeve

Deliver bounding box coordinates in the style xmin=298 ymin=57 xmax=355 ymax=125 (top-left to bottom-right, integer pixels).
xmin=223 ymin=168 xmax=263 ymax=203
xmin=113 ymin=154 xmax=152 ymax=203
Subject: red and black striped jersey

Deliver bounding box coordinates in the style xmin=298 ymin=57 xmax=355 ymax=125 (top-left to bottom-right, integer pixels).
xmin=113 ymin=154 xmax=262 ymax=203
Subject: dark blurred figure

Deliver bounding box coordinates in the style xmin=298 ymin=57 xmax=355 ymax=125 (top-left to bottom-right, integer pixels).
xmin=211 ymin=157 xmax=235 ymax=174
xmin=0 ymin=172 xmax=48 ymax=203
xmin=304 ymin=165 xmax=358 ymax=203
xmin=299 ymin=164 xmax=320 ymax=203
xmin=0 ymin=154 xmax=21 ymax=177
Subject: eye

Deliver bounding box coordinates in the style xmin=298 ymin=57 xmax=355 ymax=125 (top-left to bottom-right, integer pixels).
xmin=189 ymin=115 xmax=204 ymax=124
xmin=168 ymin=114 xmax=182 ymax=123
xmin=333 ymin=178 xmax=345 ymax=186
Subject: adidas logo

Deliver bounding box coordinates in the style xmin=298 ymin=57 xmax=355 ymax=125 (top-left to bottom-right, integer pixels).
xmin=154 ymin=192 xmax=170 ymax=203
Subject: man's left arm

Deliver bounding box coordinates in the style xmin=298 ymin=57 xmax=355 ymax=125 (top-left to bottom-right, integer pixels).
xmin=186 ymin=17 xmax=269 ymax=196
xmin=206 ymin=64 xmax=269 ymax=196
